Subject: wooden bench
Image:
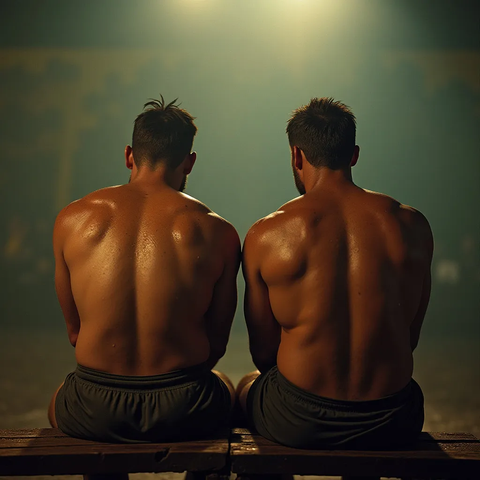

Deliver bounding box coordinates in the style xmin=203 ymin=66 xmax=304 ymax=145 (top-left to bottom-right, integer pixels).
xmin=1 ymin=427 xmax=479 ymax=479
xmin=230 ymin=427 xmax=480 ymax=479
xmin=0 ymin=428 xmax=230 ymax=478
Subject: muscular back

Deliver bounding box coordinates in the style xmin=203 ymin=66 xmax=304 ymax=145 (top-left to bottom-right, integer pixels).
xmin=54 ymin=184 xmax=240 ymax=375
xmin=244 ymin=183 xmax=433 ymax=400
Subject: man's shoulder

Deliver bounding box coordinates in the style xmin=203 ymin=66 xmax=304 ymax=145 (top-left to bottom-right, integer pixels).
xmin=55 ymin=186 xmax=122 ymax=224
xmin=361 ymin=188 xmax=401 ymax=207
xmin=245 ymin=211 xmax=283 ymax=242
xmin=384 ymin=194 xmax=431 ymax=235
xmin=362 ymin=189 xmax=433 ymax=249
xmin=54 ymin=187 xmax=131 ymax=247
xmin=179 ymin=193 xmax=233 ymax=225
xmin=400 ymin=204 xmax=433 ymax=251
xmin=176 ymin=193 xmax=240 ymax=246
xmin=363 ymin=189 xmax=429 ymax=220
xmin=244 ymin=197 xmax=304 ymax=246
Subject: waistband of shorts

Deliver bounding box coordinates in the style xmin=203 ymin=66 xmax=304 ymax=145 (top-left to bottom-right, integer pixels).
xmin=74 ymin=362 xmax=210 ymax=389
xmin=275 ymin=367 xmax=416 ymax=412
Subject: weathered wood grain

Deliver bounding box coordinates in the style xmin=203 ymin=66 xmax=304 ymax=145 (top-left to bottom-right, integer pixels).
xmin=230 ymin=428 xmax=479 ymax=443
xmin=230 ymin=429 xmax=480 ymax=479
xmin=1 ymin=428 xmax=479 ymax=478
xmin=0 ymin=429 xmax=229 ymax=476
xmin=0 ymin=429 xmax=67 ymax=439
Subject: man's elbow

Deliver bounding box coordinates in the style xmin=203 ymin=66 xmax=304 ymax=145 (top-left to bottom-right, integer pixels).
xmin=410 ymin=332 xmax=420 ymax=352
xmin=207 ymin=346 xmax=227 ymax=369
xmin=66 ymin=325 xmax=79 ymax=347
xmin=255 ymin=360 xmax=276 ymax=374
xmin=69 ymin=333 xmax=78 ymax=347
xmin=251 ymin=351 xmax=276 ymax=374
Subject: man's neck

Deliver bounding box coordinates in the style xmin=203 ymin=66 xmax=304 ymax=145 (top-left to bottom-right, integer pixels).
xmin=129 ymin=165 xmax=179 ymax=191
xmin=304 ymin=166 xmax=354 ymax=193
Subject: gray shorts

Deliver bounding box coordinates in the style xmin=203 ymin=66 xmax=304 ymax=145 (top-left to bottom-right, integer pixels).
xmin=56 ymin=363 xmax=231 ymax=443
xmin=247 ymin=366 xmax=424 ymax=449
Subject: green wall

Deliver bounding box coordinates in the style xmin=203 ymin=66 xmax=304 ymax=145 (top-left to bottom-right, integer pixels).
xmin=0 ymin=0 xmax=479 ymax=339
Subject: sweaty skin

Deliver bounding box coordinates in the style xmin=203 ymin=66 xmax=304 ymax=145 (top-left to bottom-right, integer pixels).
xmin=243 ymin=175 xmax=433 ymax=401
xmin=53 ymin=181 xmax=240 ymax=376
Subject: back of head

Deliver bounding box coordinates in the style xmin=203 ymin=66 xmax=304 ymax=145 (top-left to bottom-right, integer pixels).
xmin=132 ymin=96 xmax=197 ymax=169
xmin=287 ymin=97 xmax=356 ymax=169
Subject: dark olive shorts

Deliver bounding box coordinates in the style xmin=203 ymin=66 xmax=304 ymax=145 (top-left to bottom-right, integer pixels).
xmin=55 ymin=363 xmax=231 ymax=443
xmin=247 ymin=366 xmax=424 ymax=449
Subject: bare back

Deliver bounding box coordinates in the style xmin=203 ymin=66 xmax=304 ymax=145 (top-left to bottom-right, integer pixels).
xmin=243 ymin=183 xmax=433 ymax=400
xmin=54 ymin=183 xmax=240 ymax=376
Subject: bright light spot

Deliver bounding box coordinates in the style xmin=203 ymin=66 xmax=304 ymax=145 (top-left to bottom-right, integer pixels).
xmin=175 ymin=0 xmax=217 ymax=13
xmin=181 ymin=0 xmax=213 ymax=4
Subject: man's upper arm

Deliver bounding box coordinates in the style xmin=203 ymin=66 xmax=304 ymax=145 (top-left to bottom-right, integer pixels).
xmin=410 ymin=211 xmax=434 ymax=351
xmin=53 ymin=209 xmax=80 ymax=347
xmin=204 ymin=222 xmax=241 ymax=368
xmin=242 ymin=224 xmax=281 ymax=373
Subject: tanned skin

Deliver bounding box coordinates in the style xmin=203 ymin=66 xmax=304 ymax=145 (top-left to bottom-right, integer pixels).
xmin=49 ymin=147 xmax=240 ymax=428
xmin=239 ymin=145 xmax=433 ymax=407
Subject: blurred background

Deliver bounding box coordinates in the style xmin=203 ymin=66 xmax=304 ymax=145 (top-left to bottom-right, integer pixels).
xmin=0 ymin=0 xmax=479 ymax=449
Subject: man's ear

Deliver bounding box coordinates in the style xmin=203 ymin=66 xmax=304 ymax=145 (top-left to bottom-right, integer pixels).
xmin=183 ymin=151 xmax=197 ymax=175
xmin=125 ymin=145 xmax=134 ymax=170
xmin=293 ymin=146 xmax=304 ymax=170
xmin=350 ymin=145 xmax=360 ymax=167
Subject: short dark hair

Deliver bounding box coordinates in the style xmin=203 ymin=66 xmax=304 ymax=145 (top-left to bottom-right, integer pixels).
xmin=286 ymin=97 xmax=356 ymax=169
xmin=132 ymin=96 xmax=197 ymax=169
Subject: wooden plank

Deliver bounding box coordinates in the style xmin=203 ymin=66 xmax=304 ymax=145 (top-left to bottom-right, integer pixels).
xmin=0 ymin=429 xmax=67 ymax=439
xmin=232 ymin=436 xmax=480 ymax=455
xmin=0 ymin=442 xmax=228 ymax=456
xmin=1 ymin=428 xmax=479 ymax=478
xmin=0 ymin=443 xmax=228 ymax=475
xmin=231 ymin=428 xmax=479 ymax=443
xmin=0 ymin=437 xmax=99 ymax=449
xmin=231 ymin=436 xmax=480 ymax=460
xmin=230 ymin=430 xmax=480 ymax=479
xmin=232 ymin=439 xmax=480 ymax=460
xmin=0 ymin=436 xmax=226 ymax=450
xmin=417 ymin=431 xmax=479 ymax=442
xmin=0 ymin=429 xmax=229 ymax=476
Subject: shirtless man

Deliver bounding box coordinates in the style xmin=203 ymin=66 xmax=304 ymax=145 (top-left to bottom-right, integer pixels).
xmin=238 ymin=97 xmax=433 ymax=449
xmin=49 ymin=97 xmax=240 ymax=444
